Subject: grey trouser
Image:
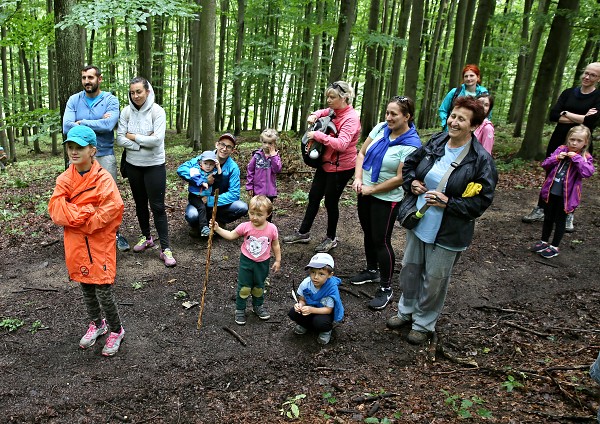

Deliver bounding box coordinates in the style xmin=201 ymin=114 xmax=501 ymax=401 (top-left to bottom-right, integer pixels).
xmin=96 ymin=154 xmax=117 ymax=182
xmin=397 ymin=230 xmax=460 ymax=332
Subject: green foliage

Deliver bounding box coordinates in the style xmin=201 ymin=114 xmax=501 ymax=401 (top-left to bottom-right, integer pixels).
xmin=0 ymin=317 xmax=25 ymax=332
xmin=442 ymin=390 xmax=492 ymax=419
xmin=322 ymin=391 xmax=336 ymax=404
xmin=30 ymin=320 xmax=43 ymax=334
xmin=501 ymin=375 xmax=524 ymax=392
xmin=131 ymin=281 xmax=146 ymax=290
xmin=279 ymin=393 xmax=306 ymax=420
xmin=173 ymin=290 xmax=188 ymax=300
xmin=290 ymin=189 xmax=309 ymax=205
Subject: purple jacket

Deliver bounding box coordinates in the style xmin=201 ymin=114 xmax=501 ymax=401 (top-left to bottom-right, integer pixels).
xmin=246 ymin=149 xmax=282 ymax=197
xmin=540 ymin=145 xmax=595 ymax=213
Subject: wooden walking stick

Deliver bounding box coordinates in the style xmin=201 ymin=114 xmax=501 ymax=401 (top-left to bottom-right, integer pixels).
xmin=197 ymin=189 xmax=219 ymax=330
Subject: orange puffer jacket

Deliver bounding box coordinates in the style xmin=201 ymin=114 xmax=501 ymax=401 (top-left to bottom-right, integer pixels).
xmin=48 ymin=160 xmax=124 ymax=285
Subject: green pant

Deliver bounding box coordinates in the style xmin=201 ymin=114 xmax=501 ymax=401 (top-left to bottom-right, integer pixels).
xmin=236 ymin=254 xmax=270 ymax=310
xmin=80 ymin=283 xmax=122 ymax=332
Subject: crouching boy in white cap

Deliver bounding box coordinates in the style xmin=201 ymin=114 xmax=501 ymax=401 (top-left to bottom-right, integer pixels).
xmin=288 ymin=253 xmax=344 ymax=345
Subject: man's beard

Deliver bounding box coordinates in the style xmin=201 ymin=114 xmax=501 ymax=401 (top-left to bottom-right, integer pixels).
xmin=84 ymin=83 xmax=99 ymax=94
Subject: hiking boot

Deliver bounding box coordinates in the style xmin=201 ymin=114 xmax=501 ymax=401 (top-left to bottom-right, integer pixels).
xmin=565 ymin=213 xmax=575 ymax=233
xmin=200 ymin=226 xmax=210 ymax=237
xmin=235 ymin=309 xmax=246 ymax=325
xmin=522 ymin=206 xmax=544 ymax=223
xmin=407 ymin=329 xmax=430 ymax=345
xmin=294 ymin=324 xmax=308 ymax=335
xmin=530 ymin=240 xmax=549 ymax=253
xmin=387 ymin=314 xmax=411 ymax=329
xmin=368 ymin=287 xmax=393 ymax=310
xmin=116 ymin=233 xmax=130 ymax=252
xmin=101 ymin=327 xmax=125 ymax=356
xmin=160 ymin=248 xmax=177 ymax=267
xmin=79 ymin=319 xmax=108 ymax=349
xmin=317 ymin=330 xmax=332 ymax=345
xmin=133 ymin=235 xmax=155 ymax=252
xmin=539 ymin=245 xmax=559 ymax=259
xmin=283 ymin=231 xmax=311 ymax=244
xmin=349 ymin=269 xmax=380 ymax=285
xmin=253 ymin=304 xmax=270 ymax=320
xmin=315 ymin=237 xmax=338 ymax=253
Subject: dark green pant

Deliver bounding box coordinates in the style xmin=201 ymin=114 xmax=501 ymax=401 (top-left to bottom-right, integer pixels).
xmin=80 ymin=283 xmax=122 ymax=333
xmin=236 ymin=254 xmax=270 ymax=310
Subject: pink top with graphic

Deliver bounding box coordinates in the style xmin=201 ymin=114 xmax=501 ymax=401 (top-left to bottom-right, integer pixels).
xmin=235 ymin=221 xmax=279 ymax=262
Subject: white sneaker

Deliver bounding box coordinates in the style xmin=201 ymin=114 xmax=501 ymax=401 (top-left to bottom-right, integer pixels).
xmin=102 ymin=327 xmax=125 ymax=356
xmin=79 ymin=320 xmax=108 ymax=349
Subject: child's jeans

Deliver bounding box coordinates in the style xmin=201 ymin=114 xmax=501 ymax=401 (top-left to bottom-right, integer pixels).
xmin=590 ymin=351 xmax=600 ymax=423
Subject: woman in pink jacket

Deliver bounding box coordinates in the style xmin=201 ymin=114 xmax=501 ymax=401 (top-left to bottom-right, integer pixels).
xmin=283 ymin=81 xmax=361 ymax=253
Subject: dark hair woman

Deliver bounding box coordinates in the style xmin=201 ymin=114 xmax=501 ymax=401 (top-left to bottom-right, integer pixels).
xmin=388 ymin=96 xmax=498 ymax=344
xmin=349 ymin=96 xmax=422 ymax=310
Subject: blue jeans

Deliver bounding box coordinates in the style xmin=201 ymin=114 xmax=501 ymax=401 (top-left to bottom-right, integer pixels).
xmin=185 ymin=199 xmax=248 ymax=227
xmin=590 ymin=352 xmax=600 ymax=423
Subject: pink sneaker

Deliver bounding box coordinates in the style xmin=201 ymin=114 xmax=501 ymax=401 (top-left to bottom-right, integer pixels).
xmin=160 ymin=248 xmax=177 ymax=267
xmin=133 ymin=236 xmax=154 ymax=252
xmin=102 ymin=327 xmax=125 ymax=356
xmin=79 ymin=319 xmax=108 ymax=349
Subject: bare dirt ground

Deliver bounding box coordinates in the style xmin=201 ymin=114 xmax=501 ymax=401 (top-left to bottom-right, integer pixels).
xmin=1 ymin=146 xmax=600 ymax=423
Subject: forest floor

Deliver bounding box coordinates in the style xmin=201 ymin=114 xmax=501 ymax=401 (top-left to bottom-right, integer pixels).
xmin=1 ymin=135 xmax=600 ymax=423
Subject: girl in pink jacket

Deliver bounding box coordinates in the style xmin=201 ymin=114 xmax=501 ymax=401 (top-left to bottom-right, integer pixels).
xmin=474 ymin=93 xmax=495 ymax=154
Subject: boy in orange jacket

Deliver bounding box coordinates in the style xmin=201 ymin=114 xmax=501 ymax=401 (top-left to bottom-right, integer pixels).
xmin=48 ymin=126 xmax=126 ymax=356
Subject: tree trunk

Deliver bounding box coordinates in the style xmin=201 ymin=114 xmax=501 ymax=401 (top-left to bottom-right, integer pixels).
xmin=136 ymin=17 xmax=152 ymax=79
xmin=232 ymin=0 xmax=245 ymax=135
xmin=360 ymin=0 xmax=381 ymax=137
xmin=87 ymin=29 xmax=95 ymax=65
xmin=200 ymin=0 xmax=216 ymax=150
xmin=1 ymin=17 xmax=15 ymax=160
xmin=403 ymin=0 xmax=424 ymax=101
xmin=507 ymin=0 xmax=532 ymax=123
xmin=449 ymin=0 xmax=468 ymax=86
xmin=329 ymin=0 xmax=357 ymax=83
xmin=152 ymin=15 xmax=167 ymax=105
xmin=519 ymin=0 xmax=580 ymax=160
xmin=465 ymin=0 xmax=495 ymax=66
xmin=301 ymin=1 xmax=323 ymax=133
xmin=176 ymin=17 xmax=186 ymax=133
xmin=387 ymin=0 xmax=411 ymax=100
xmin=215 ymin=0 xmax=229 ymax=131
xmin=188 ymin=3 xmax=202 ymax=150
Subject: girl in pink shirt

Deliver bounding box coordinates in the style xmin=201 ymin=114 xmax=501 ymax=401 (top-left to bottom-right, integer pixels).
xmin=474 ymin=93 xmax=495 ymax=154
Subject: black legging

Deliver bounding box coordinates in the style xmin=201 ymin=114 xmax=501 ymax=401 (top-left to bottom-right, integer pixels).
xmin=542 ymin=194 xmax=567 ymax=247
xmin=126 ymin=162 xmax=170 ymax=250
xmin=357 ymin=195 xmax=400 ymax=286
xmin=299 ymin=167 xmax=354 ymax=239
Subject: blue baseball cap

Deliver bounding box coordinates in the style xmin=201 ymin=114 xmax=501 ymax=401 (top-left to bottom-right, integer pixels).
xmin=200 ymin=150 xmax=218 ymax=162
xmin=64 ymin=126 xmax=97 ymax=147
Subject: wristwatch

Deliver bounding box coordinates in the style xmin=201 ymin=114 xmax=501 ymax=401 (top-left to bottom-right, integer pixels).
xmin=560 ymin=111 xmax=567 ymax=116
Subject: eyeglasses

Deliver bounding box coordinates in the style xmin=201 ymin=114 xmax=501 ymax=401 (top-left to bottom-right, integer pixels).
xmin=329 ymin=82 xmax=346 ymax=94
xmin=217 ymin=141 xmax=234 ymax=151
xmin=392 ymin=96 xmax=409 ymax=103
xmin=584 ymin=71 xmax=599 ymax=79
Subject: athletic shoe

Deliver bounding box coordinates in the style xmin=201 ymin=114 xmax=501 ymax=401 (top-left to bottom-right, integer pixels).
xmin=102 ymin=327 xmax=125 ymax=356
xmin=539 ymin=245 xmax=559 ymax=259
xmin=294 ymin=324 xmax=308 ymax=335
xmin=522 ymin=206 xmax=544 ymax=223
xmin=235 ymin=309 xmax=246 ymax=325
xmin=79 ymin=319 xmax=108 ymax=349
xmin=315 ymin=237 xmax=338 ymax=253
xmin=160 ymin=248 xmax=177 ymax=267
xmin=133 ymin=235 xmax=155 ymax=252
xmin=349 ymin=269 xmax=380 ymax=285
xmin=407 ymin=329 xmax=430 ymax=345
xmin=530 ymin=241 xmax=549 ymax=253
xmin=317 ymin=330 xmax=332 ymax=345
xmin=116 ymin=233 xmax=130 ymax=252
xmin=200 ymin=226 xmax=210 ymax=237
xmin=368 ymin=287 xmax=393 ymax=310
xmin=387 ymin=314 xmax=411 ymax=329
xmin=253 ymin=305 xmax=270 ymax=320
xmin=282 ymin=231 xmax=311 ymax=244
xmin=565 ymin=213 xmax=575 ymax=233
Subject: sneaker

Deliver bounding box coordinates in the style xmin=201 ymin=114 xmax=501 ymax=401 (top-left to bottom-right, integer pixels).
xmin=368 ymin=287 xmax=393 ymax=310
xmin=349 ymin=269 xmax=381 ymax=285
xmin=133 ymin=235 xmax=154 ymax=252
xmin=407 ymin=329 xmax=430 ymax=345
xmin=522 ymin=206 xmax=544 ymax=223
xmin=235 ymin=309 xmax=246 ymax=325
xmin=317 ymin=330 xmax=332 ymax=345
xmin=294 ymin=324 xmax=308 ymax=335
xmin=200 ymin=226 xmax=210 ymax=237
xmin=160 ymin=248 xmax=177 ymax=267
xmin=315 ymin=237 xmax=338 ymax=253
xmin=101 ymin=327 xmax=125 ymax=356
xmin=530 ymin=241 xmax=549 ymax=253
xmin=387 ymin=314 xmax=411 ymax=329
xmin=79 ymin=319 xmax=108 ymax=349
xmin=253 ymin=304 xmax=270 ymax=320
xmin=282 ymin=231 xmax=311 ymax=244
xmin=565 ymin=213 xmax=575 ymax=233
xmin=539 ymin=245 xmax=559 ymax=259
xmin=116 ymin=233 xmax=130 ymax=252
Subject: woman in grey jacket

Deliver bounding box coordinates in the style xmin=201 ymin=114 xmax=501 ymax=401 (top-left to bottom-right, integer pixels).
xmin=117 ymin=77 xmax=176 ymax=267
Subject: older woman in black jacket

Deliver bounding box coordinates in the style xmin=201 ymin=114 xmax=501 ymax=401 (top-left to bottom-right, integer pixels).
xmin=388 ymin=96 xmax=498 ymax=344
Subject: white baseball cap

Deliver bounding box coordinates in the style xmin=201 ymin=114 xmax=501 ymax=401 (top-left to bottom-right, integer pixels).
xmin=305 ymin=253 xmax=335 ymax=270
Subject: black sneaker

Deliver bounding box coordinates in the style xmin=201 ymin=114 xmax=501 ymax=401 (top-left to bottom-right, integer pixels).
xmin=283 ymin=231 xmax=311 ymax=244
xmin=349 ymin=269 xmax=380 ymax=285
xmin=368 ymin=287 xmax=393 ymax=310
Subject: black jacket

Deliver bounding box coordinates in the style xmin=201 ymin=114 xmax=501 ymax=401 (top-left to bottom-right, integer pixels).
xmin=402 ymin=132 xmax=498 ymax=249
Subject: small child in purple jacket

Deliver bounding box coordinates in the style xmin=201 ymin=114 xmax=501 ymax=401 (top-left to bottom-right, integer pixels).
xmin=246 ymin=129 xmax=282 ymax=222
xmin=530 ymin=125 xmax=595 ymax=258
